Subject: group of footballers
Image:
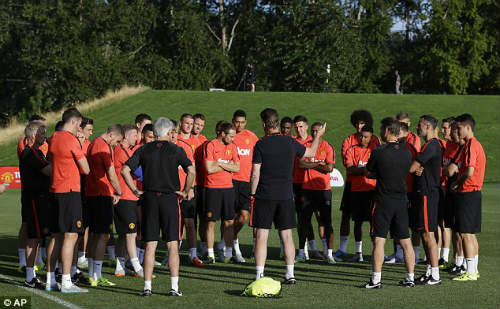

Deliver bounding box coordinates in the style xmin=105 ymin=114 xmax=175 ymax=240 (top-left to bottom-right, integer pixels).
xmin=13 ymin=104 xmax=485 ymax=296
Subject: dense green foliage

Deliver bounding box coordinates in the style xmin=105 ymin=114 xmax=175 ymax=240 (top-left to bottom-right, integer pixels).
xmin=1 ymin=0 xmax=499 ymax=124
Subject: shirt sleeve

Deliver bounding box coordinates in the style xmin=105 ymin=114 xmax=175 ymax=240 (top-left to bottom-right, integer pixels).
xmin=366 ymin=149 xmax=377 ymax=172
xmin=293 ymin=139 xmax=306 ymax=158
xmin=99 ymin=145 xmax=114 ymax=168
xmin=344 ymin=148 xmax=355 ymax=167
xmin=416 ymin=141 xmax=440 ymax=165
xmin=205 ymin=142 xmax=216 ymax=161
xmin=464 ymin=141 xmax=478 ymax=168
xmin=253 ymin=142 xmax=262 ymax=164
xmin=326 ymin=144 xmax=335 ymax=164
xmin=125 ymin=146 xmax=143 ymax=171
xmin=178 ymin=147 xmax=193 ymax=172
xmin=71 ymin=138 xmax=85 ymax=162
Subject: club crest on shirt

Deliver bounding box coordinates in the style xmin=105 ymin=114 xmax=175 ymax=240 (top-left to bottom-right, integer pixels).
xmin=320 ymin=150 xmax=325 ymax=156
xmin=129 ymin=223 xmax=135 ymax=230
xmin=76 ymin=220 xmax=82 ymax=228
xmin=191 ymin=145 xmax=196 ymax=151
xmin=245 ymin=138 xmax=250 ymax=145
xmin=157 ymin=143 xmax=163 ymax=147
xmin=226 ymin=149 xmax=232 ymax=155
xmin=207 ymin=212 xmax=212 ymax=218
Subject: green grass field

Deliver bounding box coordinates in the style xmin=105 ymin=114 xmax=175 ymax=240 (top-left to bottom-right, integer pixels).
xmin=0 ymin=90 xmax=499 ymax=309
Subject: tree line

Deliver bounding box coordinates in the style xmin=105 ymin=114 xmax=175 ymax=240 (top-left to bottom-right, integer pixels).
xmin=1 ymin=0 xmax=498 ymax=125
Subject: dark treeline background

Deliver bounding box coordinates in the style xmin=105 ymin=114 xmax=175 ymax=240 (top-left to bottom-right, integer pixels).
xmin=1 ymin=0 xmax=499 ymax=124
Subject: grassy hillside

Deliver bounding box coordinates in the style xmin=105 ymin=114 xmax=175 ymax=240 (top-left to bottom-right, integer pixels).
xmin=0 ymin=90 xmax=498 ymax=181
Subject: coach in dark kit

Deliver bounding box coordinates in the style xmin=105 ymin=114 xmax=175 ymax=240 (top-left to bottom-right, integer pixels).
xmin=121 ymin=117 xmax=195 ymax=297
xmin=250 ymin=108 xmax=325 ymax=283
xmin=364 ymin=118 xmax=415 ymax=289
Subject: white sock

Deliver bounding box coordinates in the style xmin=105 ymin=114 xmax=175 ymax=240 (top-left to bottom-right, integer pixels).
xmin=26 ymin=267 xmax=35 ymax=282
xmin=94 ymin=260 xmax=103 ymax=280
xmin=413 ymin=246 xmax=420 ymax=263
xmin=466 ymin=258 xmax=476 ymax=275
xmin=144 ymin=280 xmax=152 ymax=291
xmin=406 ymin=272 xmax=414 ymax=281
xmin=285 ymin=264 xmax=294 ymax=279
xmin=36 ymin=251 xmax=43 ymax=265
xmin=475 ymin=254 xmax=478 ymax=268
xmin=18 ymin=249 xmax=26 ymax=267
xmin=304 ymin=242 xmax=309 ymax=258
xmin=138 ymin=248 xmax=145 ymax=264
xmin=256 ymin=266 xmax=264 ymax=280
xmin=426 ymin=264 xmax=432 ymax=276
xmin=438 ymin=248 xmax=441 ymax=259
xmin=442 ymin=248 xmax=450 ymax=262
xmin=131 ymin=257 xmax=142 ymax=272
xmin=225 ymin=247 xmax=233 ymax=259
xmin=70 ymin=265 xmax=78 ymax=277
xmin=116 ymin=257 xmax=125 ymax=273
xmin=355 ymin=241 xmax=362 ymax=254
xmin=327 ymin=249 xmax=333 ymax=258
xmin=339 ymin=236 xmax=348 ymax=253
xmin=308 ymin=239 xmax=317 ymax=251
xmin=78 ymin=251 xmax=86 ymax=259
xmin=55 ymin=260 xmax=60 ymax=272
xmin=372 ymin=272 xmax=381 ymax=284
xmin=396 ymin=244 xmax=404 ymax=260
xmin=62 ymin=274 xmax=72 ymax=289
xmin=189 ymin=248 xmax=197 ymax=260
xmin=431 ymin=267 xmax=440 ymax=280
xmin=456 ymin=256 xmax=464 ymax=267
xmin=88 ymin=258 xmax=94 ymax=277
xmin=321 ymin=239 xmax=328 ymax=256
xmin=233 ymin=239 xmax=242 ymax=256
xmin=46 ymin=272 xmax=56 ymax=286
xmin=107 ymin=246 xmax=116 ymax=260
xmin=178 ymin=240 xmax=182 ymax=250
xmin=208 ymin=248 xmax=215 ymax=258
xmin=171 ymin=276 xmax=179 ymax=292
xmin=298 ymin=249 xmax=305 ymax=258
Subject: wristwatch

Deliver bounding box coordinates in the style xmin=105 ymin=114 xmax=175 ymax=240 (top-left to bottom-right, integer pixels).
xmin=133 ymin=189 xmax=140 ymax=196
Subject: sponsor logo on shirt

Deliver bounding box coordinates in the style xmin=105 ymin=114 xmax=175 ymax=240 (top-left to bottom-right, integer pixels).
xmin=237 ymin=147 xmax=251 ymax=156
xmin=357 ymin=160 xmax=368 ymax=167
xmin=217 ymin=158 xmax=230 ymax=164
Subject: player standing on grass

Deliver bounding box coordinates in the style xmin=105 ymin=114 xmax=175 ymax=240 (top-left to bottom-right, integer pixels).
xmin=298 ymin=122 xmax=336 ymax=263
xmin=19 ymin=122 xmax=51 ymax=288
xmin=293 ymin=115 xmax=322 ymax=261
xmin=46 ymin=108 xmax=90 ymax=293
xmin=122 ymin=117 xmax=195 ymax=296
xmin=364 ymin=118 xmax=415 ymax=288
xmin=204 ymin=122 xmax=240 ymax=263
xmin=448 ymin=114 xmax=485 ymax=282
xmin=231 ymin=110 xmax=259 ymax=263
xmin=344 ymin=126 xmax=377 ymax=262
xmin=336 ymin=110 xmax=380 ymax=261
xmin=176 ymin=114 xmax=204 ymax=267
xmin=250 ymin=108 xmax=325 ymax=283
xmin=86 ymin=125 xmax=124 ymax=287
xmin=113 ymin=125 xmax=145 ymax=277
xmin=409 ymin=115 xmax=442 ymax=285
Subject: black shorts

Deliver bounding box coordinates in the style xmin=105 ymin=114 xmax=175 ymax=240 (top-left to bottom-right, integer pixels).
xmin=195 ymin=186 xmax=205 ymax=218
xmin=114 ymin=199 xmax=139 ymax=234
xmin=87 ymin=196 xmax=114 ymax=234
xmin=205 ymin=188 xmax=235 ymax=221
xmin=180 ymin=198 xmax=197 ymax=219
xmin=22 ymin=193 xmax=50 ymax=239
xmin=339 ymin=182 xmax=352 ymax=214
xmin=251 ymin=198 xmax=296 ymax=230
xmin=351 ymin=191 xmax=374 ymax=222
xmin=371 ymin=195 xmax=410 ymax=240
xmin=141 ymin=192 xmax=180 ymax=242
xmin=49 ymin=192 xmax=83 ymax=234
xmin=233 ymin=180 xmax=251 ymax=212
xmin=454 ymin=191 xmax=481 ymax=234
xmin=412 ymin=190 xmax=439 ymax=233
xmin=302 ymin=190 xmax=333 ymax=231
xmin=407 ymin=192 xmax=418 ymax=229
xmin=437 ymin=186 xmax=446 ymax=223
xmin=443 ymin=191 xmax=456 ymax=228
xmin=293 ymin=183 xmax=305 ymax=212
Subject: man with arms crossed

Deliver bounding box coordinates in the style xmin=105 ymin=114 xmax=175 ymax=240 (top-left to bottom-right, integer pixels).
xmin=250 ymin=108 xmax=325 ymax=283
xmin=47 ymin=108 xmax=90 ymax=293
xmin=122 ymin=117 xmax=195 ymax=296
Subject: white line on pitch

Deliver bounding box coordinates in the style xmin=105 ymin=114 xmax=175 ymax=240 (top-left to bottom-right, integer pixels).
xmin=0 ymin=273 xmax=83 ymax=309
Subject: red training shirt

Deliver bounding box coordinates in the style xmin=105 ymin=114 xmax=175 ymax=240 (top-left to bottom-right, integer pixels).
xmin=86 ymin=137 xmax=115 ymax=197
xmin=344 ymin=145 xmax=376 ymax=192
xmin=293 ymin=135 xmax=313 ymax=184
xmin=456 ymin=137 xmax=486 ymax=192
xmin=49 ymin=131 xmax=85 ymax=193
xmin=302 ymin=140 xmax=335 ymax=191
xmin=232 ymin=129 xmax=259 ymax=182
xmin=114 ymin=143 xmax=140 ymax=201
xmin=204 ymin=139 xmax=239 ymax=188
